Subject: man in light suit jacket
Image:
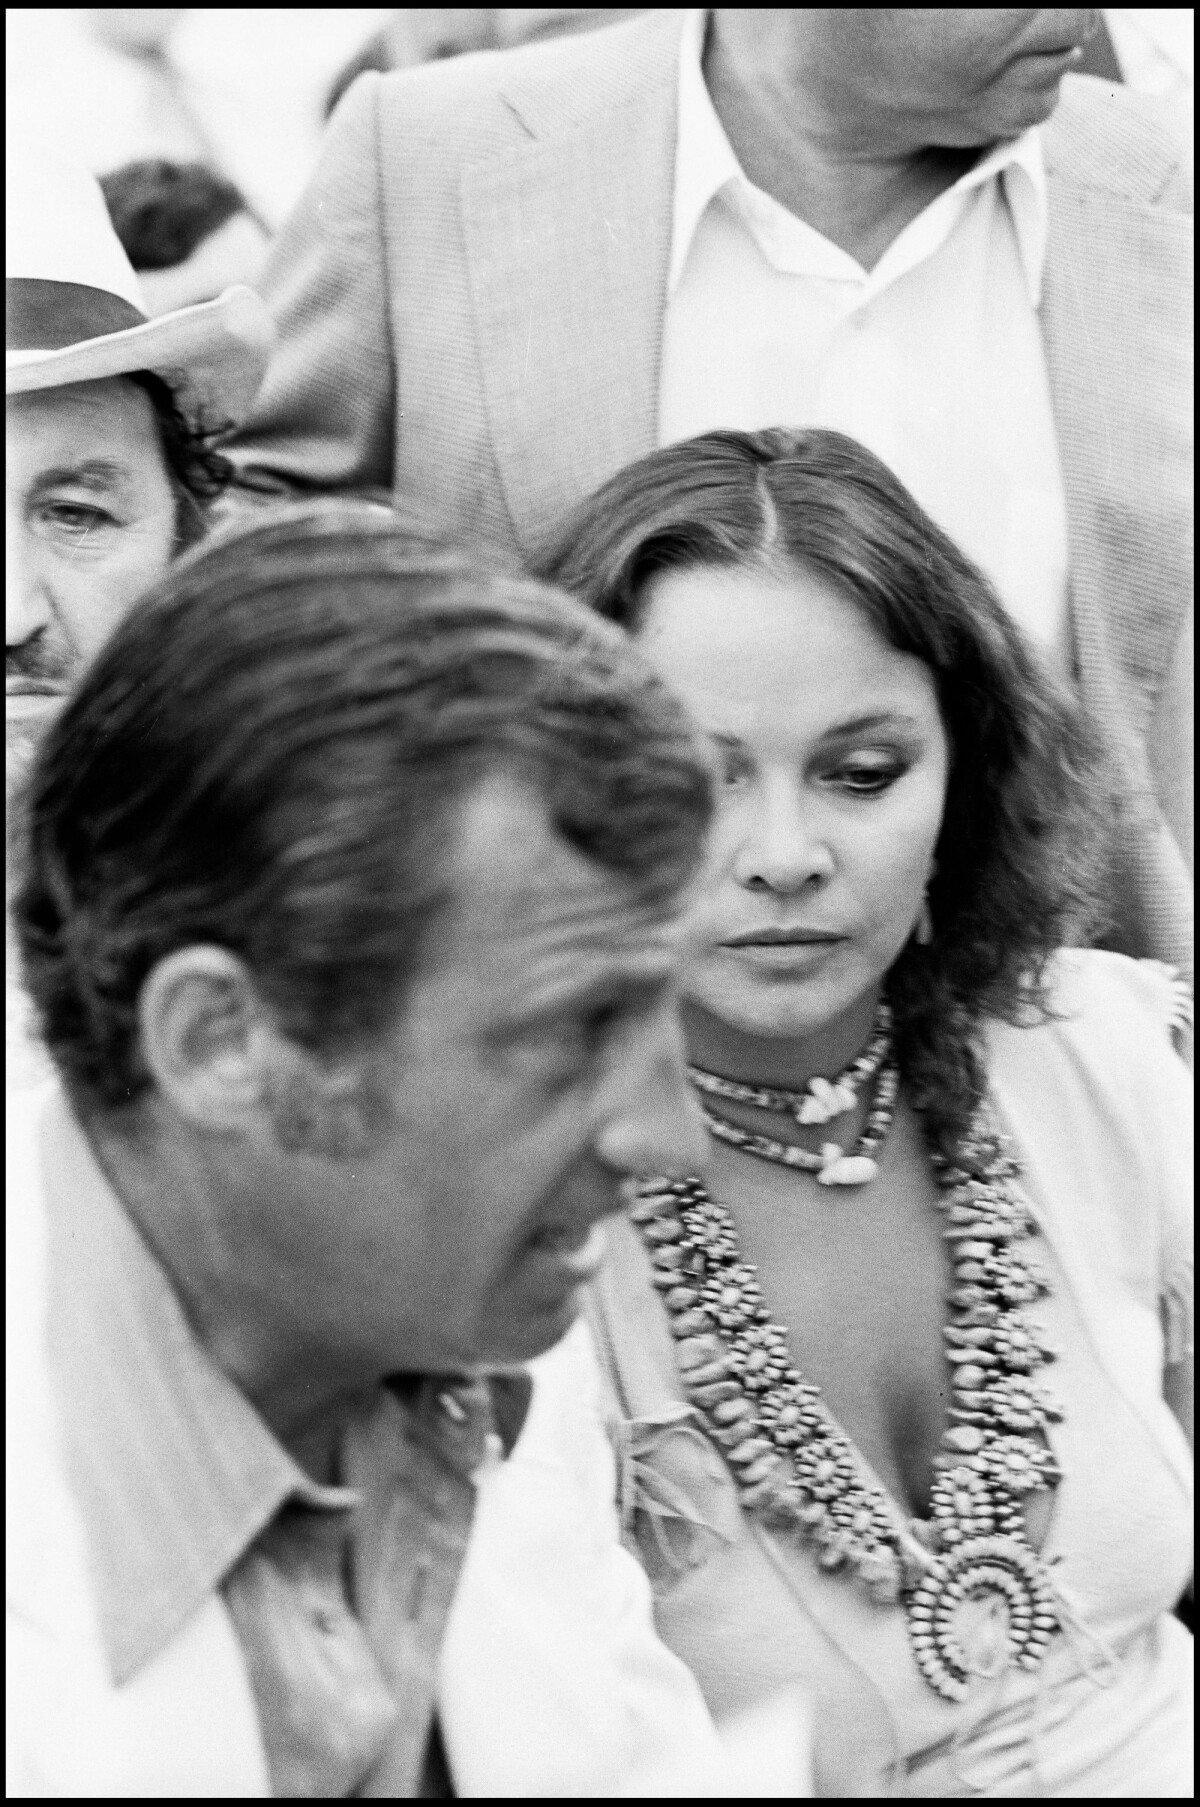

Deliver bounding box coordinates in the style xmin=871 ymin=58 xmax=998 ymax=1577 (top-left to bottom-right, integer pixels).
xmin=230 ymin=8 xmax=1192 ymax=978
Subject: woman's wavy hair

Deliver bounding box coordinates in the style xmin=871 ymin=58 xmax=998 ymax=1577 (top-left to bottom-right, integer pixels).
xmin=540 ymin=428 xmax=1116 ymax=1159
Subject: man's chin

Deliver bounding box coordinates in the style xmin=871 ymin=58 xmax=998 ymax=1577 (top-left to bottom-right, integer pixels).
xmin=7 ymin=690 xmax=64 ymax=738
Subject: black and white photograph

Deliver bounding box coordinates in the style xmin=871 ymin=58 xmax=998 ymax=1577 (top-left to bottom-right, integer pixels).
xmin=6 ymin=7 xmax=1193 ymax=1797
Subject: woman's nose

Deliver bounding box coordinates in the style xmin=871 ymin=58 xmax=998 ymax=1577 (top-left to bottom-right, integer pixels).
xmin=732 ymin=773 xmax=834 ymax=895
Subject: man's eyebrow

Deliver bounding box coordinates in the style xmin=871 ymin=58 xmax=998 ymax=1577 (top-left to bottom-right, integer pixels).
xmin=30 ymin=459 xmax=135 ymax=495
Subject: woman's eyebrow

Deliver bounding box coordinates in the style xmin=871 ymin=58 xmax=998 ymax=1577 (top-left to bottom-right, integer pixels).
xmin=820 ymin=711 xmax=926 ymax=739
xmin=707 ymin=715 xmax=926 ymax=753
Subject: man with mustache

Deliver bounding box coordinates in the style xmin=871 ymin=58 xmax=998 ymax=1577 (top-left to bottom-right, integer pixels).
xmin=6 ymin=141 xmax=272 ymax=1088
xmin=6 ymin=142 xmax=271 ymax=772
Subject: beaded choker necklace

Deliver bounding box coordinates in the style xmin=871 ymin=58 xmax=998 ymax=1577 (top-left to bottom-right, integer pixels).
xmin=688 ymin=1001 xmax=898 ymax=1185
xmin=689 ymin=1002 xmax=894 ymax=1124
xmin=632 ymin=1100 xmax=1066 ymax=1702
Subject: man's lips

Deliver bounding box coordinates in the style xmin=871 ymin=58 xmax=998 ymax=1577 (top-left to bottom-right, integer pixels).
xmin=6 ymin=676 xmax=66 ymax=697
xmin=1006 ymin=41 xmax=1086 ymax=75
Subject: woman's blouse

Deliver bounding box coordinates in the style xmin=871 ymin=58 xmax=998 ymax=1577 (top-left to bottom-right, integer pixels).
xmin=586 ymin=950 xmax=1193 ymax=1797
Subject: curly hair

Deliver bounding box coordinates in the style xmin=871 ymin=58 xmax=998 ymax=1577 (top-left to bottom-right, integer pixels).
xmin=127 ymin=369 xmax=233 ymax=549
xmin=15 ymin=501 xmax=712 ymax=1112
xmin=539 ymin=427 xmax=1118 ymax=1161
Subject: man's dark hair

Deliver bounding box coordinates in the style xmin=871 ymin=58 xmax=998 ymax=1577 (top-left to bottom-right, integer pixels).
xmin=99 ymin=158 xmax=261 ymax=272
xmin=540 ymin=427 xmax=1118 ymax=1159
xmin=16 ymin=502 xmax=712 ymax=1112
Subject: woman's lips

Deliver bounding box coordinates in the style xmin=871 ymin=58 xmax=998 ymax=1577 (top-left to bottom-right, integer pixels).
xmin=719 ymin=934 xmax=847 ymax=971
xmin=721 ymin=928 xmax=846 ymax=948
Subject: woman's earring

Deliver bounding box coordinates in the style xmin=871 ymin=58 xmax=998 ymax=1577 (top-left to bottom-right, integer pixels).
xmin=915 ymin=893 xmax=934 ymax=946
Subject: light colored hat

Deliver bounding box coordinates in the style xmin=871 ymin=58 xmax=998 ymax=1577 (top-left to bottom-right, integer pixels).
xmin=6 ymin=139 xmax=273 ymax=426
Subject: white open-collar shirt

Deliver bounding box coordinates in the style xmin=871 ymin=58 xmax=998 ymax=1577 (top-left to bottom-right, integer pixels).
xmin=660 ymin=10 xmax=1070 ymax=670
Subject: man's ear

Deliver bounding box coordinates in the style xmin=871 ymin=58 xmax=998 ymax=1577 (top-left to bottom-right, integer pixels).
xmin=137 ymin=945 xmax=267 ymax=1132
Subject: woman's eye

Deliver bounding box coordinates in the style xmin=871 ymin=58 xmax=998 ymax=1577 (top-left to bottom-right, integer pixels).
xmin=831 ymin=760 xmax=906 ymax=795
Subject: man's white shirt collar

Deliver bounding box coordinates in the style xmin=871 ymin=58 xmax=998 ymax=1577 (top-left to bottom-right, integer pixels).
xmin=669 ymin=8 xmax=1048 ymax=307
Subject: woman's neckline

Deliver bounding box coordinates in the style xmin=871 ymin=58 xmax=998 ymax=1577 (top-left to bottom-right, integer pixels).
xmin=645 ymin=1093 xmax=1065 ymax=1564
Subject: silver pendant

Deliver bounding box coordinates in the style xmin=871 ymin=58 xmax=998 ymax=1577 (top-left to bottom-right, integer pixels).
xmin=905 ymin=1535 xmax=1059 ymax=1701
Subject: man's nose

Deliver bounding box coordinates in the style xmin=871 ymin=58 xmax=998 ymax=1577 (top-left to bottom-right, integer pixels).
xmin=734 ymin=770 xmax=834 ymax=895
xmin=6 ymin=520 xmax=54 ymax=649
xmin=593 ymin=1004 xmax=708 ymax=1182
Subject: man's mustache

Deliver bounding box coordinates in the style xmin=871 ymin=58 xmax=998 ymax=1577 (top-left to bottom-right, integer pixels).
xmin=6 ymin=638 xmax=75 ymax=691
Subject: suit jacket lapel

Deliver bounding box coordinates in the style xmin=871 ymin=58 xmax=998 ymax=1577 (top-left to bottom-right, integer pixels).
xmin=461 ymin=16 xmax=681 ymax=564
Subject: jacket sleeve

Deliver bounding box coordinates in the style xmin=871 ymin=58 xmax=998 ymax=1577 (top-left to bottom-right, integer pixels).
xmin=1146 ymin=594 xmax=1194 ymax=881
xmin=226 ymin=73 xmax=396 ymax=501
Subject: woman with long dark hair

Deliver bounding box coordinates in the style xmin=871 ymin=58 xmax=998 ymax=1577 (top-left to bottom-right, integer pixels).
xmin=543 ymin=428 xmax=1192 ymax=1796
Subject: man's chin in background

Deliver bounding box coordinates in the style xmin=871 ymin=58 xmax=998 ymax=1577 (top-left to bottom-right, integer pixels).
xmin=6 ymin=680 xmax=65 ymax=1093
xmin=7 ymin=680 xmax=67 ymax=796
xmin=7 ymin=660 xmax=69 ymax=923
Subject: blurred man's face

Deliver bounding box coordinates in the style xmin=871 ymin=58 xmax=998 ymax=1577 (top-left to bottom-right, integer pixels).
xmin=85 ymin=8 xmax=185 ymax=55
xmin=6 ymin=377 xmax=175 ymax=753
xmin=718 ymin=8 xmax=1098 ymax=146
xmin=261 ymin=773 xmax=707 ymax=1373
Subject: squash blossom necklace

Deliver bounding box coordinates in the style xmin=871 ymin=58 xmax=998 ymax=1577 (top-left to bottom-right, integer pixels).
xmin=634 ymin=997 xmax=1066 ymax=1702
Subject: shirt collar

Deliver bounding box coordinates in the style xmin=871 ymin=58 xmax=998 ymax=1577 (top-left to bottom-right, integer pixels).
xmin=954 ymin=127 xmax=1047 ymax=307
xmin=669 ymin=7 xmax=1048 ymax=307
xmin=669 ymin=7 xmax=741 ymax=295
xmin=38 ymin=1086 xmax=357 ymax=1683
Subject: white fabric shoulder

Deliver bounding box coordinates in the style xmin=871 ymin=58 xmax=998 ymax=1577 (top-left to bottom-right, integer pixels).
xmin=1044 ymin=945 xmax=1192 ymax=1046
xmin=988 ymin=948 xmax=1193 ymax=1365
xmin=436 ymin=1317 xmax=809 ymax=1795
xmin=436 ymin=1317 xmax=718 ymax=1796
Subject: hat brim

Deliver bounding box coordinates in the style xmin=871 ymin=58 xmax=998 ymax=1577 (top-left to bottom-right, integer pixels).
xmin=6 ymin=284 xmax=273 ymax=429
